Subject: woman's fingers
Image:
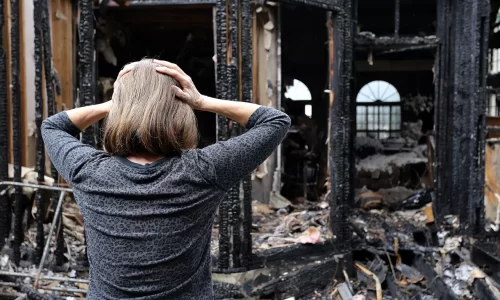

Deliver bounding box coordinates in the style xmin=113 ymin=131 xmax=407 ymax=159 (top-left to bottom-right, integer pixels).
xmin=172 ymin=86 xmax=190 ymax=101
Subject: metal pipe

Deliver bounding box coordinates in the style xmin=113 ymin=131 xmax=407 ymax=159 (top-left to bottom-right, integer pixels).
xmin=35 ymin=191 xmax=66 ymax=288
xmin=0 ymin=181 xmax=73 ymax=193
xmin=0 ymin=271 xmax=89 ymax=284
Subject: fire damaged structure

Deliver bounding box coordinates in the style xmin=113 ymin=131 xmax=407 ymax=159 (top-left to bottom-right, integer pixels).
xmin=1 ymin=0 xmax=500 ymax=299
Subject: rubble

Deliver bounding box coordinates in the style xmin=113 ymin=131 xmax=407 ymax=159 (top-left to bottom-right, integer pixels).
xmin=356 ymin=145 xmax=428 ymax=190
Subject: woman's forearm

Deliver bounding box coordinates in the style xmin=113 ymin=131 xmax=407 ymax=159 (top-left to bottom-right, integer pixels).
xmin=66 ymin=101 xmax=112 ymax=131
xmin=198 ymin=96 xmax=260 ymax=127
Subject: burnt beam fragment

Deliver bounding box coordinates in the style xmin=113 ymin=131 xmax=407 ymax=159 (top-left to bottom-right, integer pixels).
xmin=354 ymin=36 xmax=438 ymax=53
xmin=330 ymin=1 xmax=354 ymax=254
xmin=78 ymin=0 xmax=95 ymax=267
xmin=10 ymin=0 xmax=23 ymax=265
xmin=250 ymin=239 xmax=336 ymax=269
xmin=79 ymin=0 xmax=95 ymax=146
xmin=215 ymin=0 xmax=233 ymax=271
xmin=239 ymin=0 xmax=253 ymax=268
xmin=412 ymin=255 xmax=460 ymax=300
xmin=34 ymin=0 xmax=45 ymax=264
xmin=274 ymin=0 xmax=340 ymax=11
xmin=0 ymin=0 xmax=10 ymax=249
xmin=434 ymin=0 xmax=489 ymax=235
xmin=214 ymin=0 xmax=253 ymax=272
xmin=248 ymin=256 xmax=344 ymax=299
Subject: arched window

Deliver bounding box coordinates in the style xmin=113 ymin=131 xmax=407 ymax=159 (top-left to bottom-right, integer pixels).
xmin=356 ymin=80 xmax=401 ymax=139
xmin=285 ymin=79 xmax=312 ymax=100
xmin=285 ymin=79 xmax=312 ymax=117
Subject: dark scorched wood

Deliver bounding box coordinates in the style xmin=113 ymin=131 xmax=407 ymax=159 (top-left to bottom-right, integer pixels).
xmin=215 ymin=0 xmax=231 ymax=271
xmin=330 ymin=0 xmax=354 ymax=253
xmin=240 ymin=0 xmax=253 ymax=268
xmin=0 ymin=0 xmax=10 ymax=250
xmin=10 ymin=0 xmax=23 ymax=265
xmin=413 ymin=255 xmax=460 ymax=300
xmin=34 ymin=0 xmax=45 ymax=264
xmin=434 ymin=0 xmax=489 ymax=234
xmin=79 ymin=0 xmax=95 ymax=146
xmin=78 ymin=0 xmax=95 ymax=266
xmin=275 ymin=0 xmax=340 ymax=11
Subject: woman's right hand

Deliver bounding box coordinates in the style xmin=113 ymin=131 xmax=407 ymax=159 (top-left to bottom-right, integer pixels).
xmin=153 ymin=59 xmax=205 ymax=110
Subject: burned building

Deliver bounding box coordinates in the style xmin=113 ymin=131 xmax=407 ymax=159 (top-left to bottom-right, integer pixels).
xmin=0 ymin=0 xmax=500 ymax=299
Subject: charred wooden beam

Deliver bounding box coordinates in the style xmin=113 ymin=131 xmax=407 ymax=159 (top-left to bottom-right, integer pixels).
xmin=412 ymin=255 xmax=460 ymax=300
xmin=354 ymin=36 xmax=438 ymax=52
xmin=248 ymin=256 xmax=343 ymax=299
xmin=215 ymin=0 xmax=253 ymax=271
xmin=330 ymin=1 xmax=354 ymax=254
xmin=434 ymin=0 xmax=490 ymax=235
xmin=215 ymin=0 xmax=232 ymax=271
xmin=473 ymin=279 xmax=500 ymax=300
xmin=250 ymin=239 xmax=336 ymax=269
xmin=79 ymin=0 xmax=95 ymax=146
xmin=78 ymin=0 xmax=95 ymax=266
xmin=471 ymin=242 xmax=500 ymax=285
xmin=34 ymin=0 xmax=45 ymax=264
xmin=0 ymin=0 xmax=10 ymax=249
xmin=239 ymin=0 xmax=253 ymax=268
xmin=274 ymin=0 xmax=340 ymax=11
xmin=10 ymin=0 xmax=23 ymax=265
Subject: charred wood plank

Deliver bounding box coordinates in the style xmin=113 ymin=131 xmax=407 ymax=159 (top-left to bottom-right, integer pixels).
xmin=471 ymin=242 xmax=500 ymax=285
xmin=330 ymin=1 xmax=354 ymax=254
xmin=473 ymin=279 xmax=499 ymax=300
xmin=79 ymin=0 xmax=95 ymax=146
xmin=78 ymin=0 xmax=95 ymax=266
xmin=0 ymin=0 xmax=10 ymax=249
xmin=34 ymin=0 xmax=45 ymax=264
xmin=10 ymin=0 xmax=23 ymax=265
xmin=215 ymin=0 xmax=232 ymax=271
xmin=274 ymin=0 xmax=340 ymax=11
xmin=434 ymin=0 xmax=489 ymax=234
xmin=248 ymin=256 xmax=343 ymax=299
xmin=250 ymin=239 xmax=336 ymax=269
xmin=413 ymin=255 xmax=460 ymax=300
xmin=239 ymin=0 xmax=253 ymax=268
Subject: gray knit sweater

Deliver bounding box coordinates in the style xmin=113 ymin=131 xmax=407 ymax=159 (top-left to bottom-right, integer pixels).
xmin=41 ymin=106 xmax=290 ymax=299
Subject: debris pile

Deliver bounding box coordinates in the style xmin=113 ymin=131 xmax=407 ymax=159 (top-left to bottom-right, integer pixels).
xmin=0 ymin=198 xmax=87 ymax=299
xmin=355 ymin=144 xmax=429 ymax=190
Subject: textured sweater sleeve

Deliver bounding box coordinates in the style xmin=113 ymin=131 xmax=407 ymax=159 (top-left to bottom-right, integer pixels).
xmin=196 ymin=106 xmax=291 ymax=191
xmin=41 ymin=111 xmax=98 ymax=184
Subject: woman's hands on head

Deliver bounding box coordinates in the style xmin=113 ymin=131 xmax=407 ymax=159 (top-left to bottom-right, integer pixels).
xmin=153 ymin=59 xmax=205 ymax=110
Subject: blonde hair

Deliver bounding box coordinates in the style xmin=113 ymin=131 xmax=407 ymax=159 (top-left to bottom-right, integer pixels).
xmin=103 ymin=59 xmax=198 ymax=156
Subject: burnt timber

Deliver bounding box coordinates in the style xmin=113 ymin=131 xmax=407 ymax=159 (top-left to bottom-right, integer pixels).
xmin=434 ymin=0 xmax=490 ymax=234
